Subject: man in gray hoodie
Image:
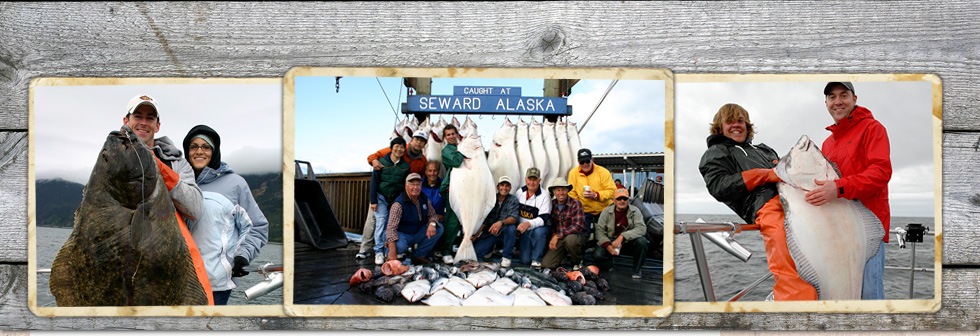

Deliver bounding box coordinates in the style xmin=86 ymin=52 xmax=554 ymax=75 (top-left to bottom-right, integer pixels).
xmin=123 ymin=94 xmax=203 ymax=223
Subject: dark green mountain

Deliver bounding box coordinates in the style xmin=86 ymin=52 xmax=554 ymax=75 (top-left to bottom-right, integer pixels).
xmin=35 ymin=179 xmax=85 ymax=228
xmin=35 ymin=173 xmax=284 ymax=243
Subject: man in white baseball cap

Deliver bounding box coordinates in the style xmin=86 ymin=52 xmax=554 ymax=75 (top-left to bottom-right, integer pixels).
xmin=472 ymin=175 xmax=520 ymax=268
xmin=122 ymin=94 xmax=203 ymax=223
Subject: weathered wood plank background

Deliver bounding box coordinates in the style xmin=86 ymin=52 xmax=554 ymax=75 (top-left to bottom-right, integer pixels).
xmin=1 ymin=1 xmax=977 ymax=330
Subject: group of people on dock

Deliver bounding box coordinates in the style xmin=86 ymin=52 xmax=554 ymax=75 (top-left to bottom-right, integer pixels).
xmin=357 ymin=123 xmax=653 ymax=279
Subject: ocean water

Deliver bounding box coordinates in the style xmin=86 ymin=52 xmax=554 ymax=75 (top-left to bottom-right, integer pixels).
xmin=674 ymin=214 xmax=937 ymax=302
xmin=35 ymin=226 xmax=283 ymax=306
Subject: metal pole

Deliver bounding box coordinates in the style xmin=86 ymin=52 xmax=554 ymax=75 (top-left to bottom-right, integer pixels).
xmin=630 ymin=169 xmax=636 ymax=198
xmin=909 ymin=241 xmax=916 ymax=299
xmin=578 ymin=79 xmax=618 ymax=132
xmin=690 ymin=231 xmax=715 ymax=302
xmin=728 ymin=273 xmax=773 ymax=302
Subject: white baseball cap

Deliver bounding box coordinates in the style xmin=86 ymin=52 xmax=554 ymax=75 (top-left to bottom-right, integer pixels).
xmin=125 ymin=94 xmax=159 ymax=117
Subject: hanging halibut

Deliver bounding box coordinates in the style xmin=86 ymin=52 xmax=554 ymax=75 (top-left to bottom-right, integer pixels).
xmin=567 ymin=121 xmax=582 ymax=164
xmin=542 ymin=120 xmax=561 ymax=188
xmin=528 ymin=118 xmax=551 ymax=189
xmin=433 ymin=116 xmax=450 ymax=177
xmin=487 ymin=118 xmax=521 ymax=196
xmin=403 ymin=116 xmax=419 ymax=143
xmin=515 ymin=118 xmax=535 ymax=185
xmin=774 ymin=134 xmax=885 ymax=300
xmin=449 ymin=134 xmax=497 ymax=262
xmin=556 ymin=120 xmax=572 ymax=179
xmin=461 ymin=116 xmax=478 ymax=138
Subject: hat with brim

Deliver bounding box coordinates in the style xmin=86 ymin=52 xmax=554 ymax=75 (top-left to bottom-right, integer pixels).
xmin=498 ymin=175 xmax=512 ymax=186
xmin=406 ymin=172 xmax=423 ymax=183
xmin=614 ymin=188 xmax=629 ymax=199
xmin=125 ymin=94 xmax=159 ymax=117
xmin=823 ymin=82 xmax=855 ymax=95
xmin=547 ymin=177 xmax=572 ymax=193
xmin=525 ymin=167 xmax=541 ymax=179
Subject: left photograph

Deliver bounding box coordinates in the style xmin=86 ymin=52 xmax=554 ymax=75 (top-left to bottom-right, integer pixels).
xmin=29 ymin=78 xmax=285 ymax=316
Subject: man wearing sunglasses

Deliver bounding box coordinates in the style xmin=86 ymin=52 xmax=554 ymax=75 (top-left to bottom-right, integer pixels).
xmin=566 ymin=148 xmax=617 ymax=239
xmin=592 ymin=188 xmax=648 ymax=279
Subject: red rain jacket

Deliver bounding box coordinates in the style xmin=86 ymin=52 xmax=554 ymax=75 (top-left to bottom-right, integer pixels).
xmin=822 ymin=105 xmax=892 ymax=242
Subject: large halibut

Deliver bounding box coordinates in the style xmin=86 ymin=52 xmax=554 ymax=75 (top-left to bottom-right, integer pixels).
xmin=487 ymin=118 xmax=520 ymax=196
xmin=449 ymin=134 xmax=496 ymax=262
xmin=774 ymin=135 xmax=885 ymax=300
xmin=49 ymin=128 xmax=209 ymax=306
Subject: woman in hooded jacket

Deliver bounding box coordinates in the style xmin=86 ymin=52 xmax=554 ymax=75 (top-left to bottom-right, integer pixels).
xmin=183 ymin=125 xmax=270 ymax=305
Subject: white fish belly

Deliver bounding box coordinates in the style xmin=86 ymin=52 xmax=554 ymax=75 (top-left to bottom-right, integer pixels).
xmin=779 ymin=184 xmax=879 ymax=300
xmin=516 ymin=121 xmax=534 ymax=183
xmin=450 ymin=154 xmax=496 ymax=262
xmin=529 ymin=122 xmax=550 ymax=186
xmin=556 ymin=124 xmax=571 ymax=179
xmin=542 ymin=122 xmax=561 ymax=186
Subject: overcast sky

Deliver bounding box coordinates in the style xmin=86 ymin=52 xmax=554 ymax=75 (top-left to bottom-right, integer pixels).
xmin=674 ymin=80 xmax=935 ymax=217
xmin=34 ymin=81 xmax=283 ymax=184
xmin=294 ymin=76 xmax=666 ymax=178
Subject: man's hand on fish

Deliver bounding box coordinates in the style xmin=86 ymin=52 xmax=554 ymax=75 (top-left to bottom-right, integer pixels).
xmin=804 ymin=179 xmax=839 ymax=206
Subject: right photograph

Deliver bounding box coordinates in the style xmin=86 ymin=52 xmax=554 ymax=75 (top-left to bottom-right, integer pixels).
xmin=672 ymin=75 xmax=941 ymax=313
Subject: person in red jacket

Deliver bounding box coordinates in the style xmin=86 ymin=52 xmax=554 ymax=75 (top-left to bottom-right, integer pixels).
xmin=805 ymin=82 xmax=892 ymax=300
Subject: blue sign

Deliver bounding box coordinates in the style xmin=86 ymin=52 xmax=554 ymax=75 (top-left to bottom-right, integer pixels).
xmin=453 ymin=86 xmax=521 ymax=96
xmin=404 ymin=95 xmax=570 ymax=115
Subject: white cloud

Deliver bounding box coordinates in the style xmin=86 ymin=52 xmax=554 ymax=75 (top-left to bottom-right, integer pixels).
xmin=675 ymin=80 xmax=935 ymax=218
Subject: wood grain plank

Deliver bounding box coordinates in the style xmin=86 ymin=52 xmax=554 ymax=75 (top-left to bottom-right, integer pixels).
xmin=1 ymin=265 xmax=977 ymax=330
xmin=1 ymin=2 xmax=979 ymax=129
xmin=2 ymin=1 xmax=980 ymax=330
xmin=941 ymin=132 xmax=980 ymax=265
xmin=0 ymin=132 xmax=27 ymax=263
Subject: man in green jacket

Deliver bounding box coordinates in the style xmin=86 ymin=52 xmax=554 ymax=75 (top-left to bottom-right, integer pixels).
xmin=436 ymin=124 xmax=464 ymax=264
xmin=592 ymin=188 xmax=648 ymax=279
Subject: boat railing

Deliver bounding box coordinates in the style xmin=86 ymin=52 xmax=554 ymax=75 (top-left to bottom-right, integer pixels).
xmin=676 ymin=220 xmax=934 ymax=302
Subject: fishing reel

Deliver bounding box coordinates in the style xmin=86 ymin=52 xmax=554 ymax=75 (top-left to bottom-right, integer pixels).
xmin=905 ymin=223 xmax=926 ymax=243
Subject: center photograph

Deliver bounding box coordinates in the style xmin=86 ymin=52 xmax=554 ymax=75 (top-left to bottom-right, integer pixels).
xmin=283 ymin=67 xmax=673 ymax=317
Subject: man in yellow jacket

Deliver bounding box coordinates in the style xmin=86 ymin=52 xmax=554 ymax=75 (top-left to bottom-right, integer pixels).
xmin=567 ymin=148 xmax=617 ymax=239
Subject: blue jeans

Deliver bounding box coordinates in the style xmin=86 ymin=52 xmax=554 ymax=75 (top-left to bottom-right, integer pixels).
xmin=395 ymin=225 xmax=444 ymax=259
xmin=213 ymin=289 xmax=232 ymax=305
xmin=519 ymin=226 xmax=549 ymax=264
xmin=372 ymin=194 xmax=390 ymax=254
xmin=861 ymin=240 xmax=886 ymax=300
xmin=473 ymin=224 xmax=517 ymax=261
xmin=584 ymin=213 xmax=599 ymax=236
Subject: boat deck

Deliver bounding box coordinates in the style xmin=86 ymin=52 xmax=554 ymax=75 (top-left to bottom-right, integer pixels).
xmin=293 ymin=241 xmax=664 ymax=306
